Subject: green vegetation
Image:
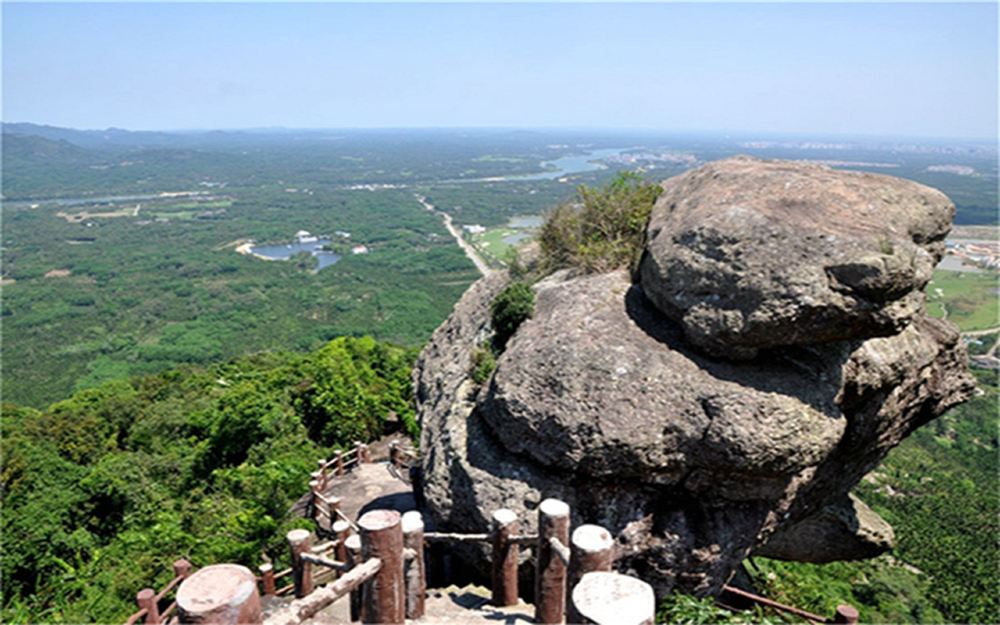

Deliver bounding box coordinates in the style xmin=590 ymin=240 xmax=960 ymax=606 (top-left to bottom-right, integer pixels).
xmin=745 ymin=367 xmax=999 ymax=624
xmin=2 ymin=189 xmax=478 ymax=407
xmin=467 ymin=226 xmax=521 ymax=267
xmin=926 ymin=269 xmax=1000 ymax=331
xmin=658 ymin=593 xmax=780 ymax=625
xmin=471 ymin=346 xmax=497 ymax=384
xmin=0 ymin=336 xmax=414 ymax=623
xmin=490 ymin=282 xmax=535 ymax=351
xmin=3 ymin=125 xmax=998 ymax=623
xmin=965 ymin=332 xmax=998 ymax=355
xmin=538 ymin=171 xmax=661 ymax=274
xmin=748 ymin=556 xmax=943 ymax=623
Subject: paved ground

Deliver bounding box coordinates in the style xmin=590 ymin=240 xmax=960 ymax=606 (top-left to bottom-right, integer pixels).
xmin=284 ymin=438 xmax=539 ymax=624
xmin=303 ymin=584 xmax=534 ymax=625
xmin=328 ymin=461 xmax=416 ymax=522
xmin=291 ymin=434 xmax=416 ymax=524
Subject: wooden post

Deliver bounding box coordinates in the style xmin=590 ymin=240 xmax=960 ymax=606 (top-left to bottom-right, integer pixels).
xmin=389 ymin=441 xmax=399 ymax=470
xmin=176 ymin=564 xmax=262 ymax=625
xmin=354 ymin=441 xmax=365 ymax=463
xmin=309 ymin=480 xmax=329 ymax=532
xmin=571 ymin=571 xmax=654 ymax=625
xmin=136 ymin=588 xmax=159 ymax=625
xmin=333 ymin=520 xmax=351 ymax=564
xmin=269 ymin=560 xmax=381 ymax=625
xmin=491 ymin=508 xmax=520 ymax=607
xmin=316 ymin=459 xmax=327 ymax=489
xmin=288 ymin=529 xmax=314 ymax=598
xmin=410 ymin=465 xmax=425 ymax=510
xmin=259 ymin=563 xmax=276 ymax=597
xmin=359 ymin=509 xmax=404 ymax=624
xmin=401 ymin=511 xmax=426 ymax=619
xmin=329 ymin=496 xmax=343 ymax=522
xmin=535 ymin=498 xmax=570 ymax=624
xmin=336 ymin=451 xmax=345 ymax=476
xmin=834 ymin=604 xmax=860 ymax=625
xmin=345 ymin=534 xmax=362 ymax=622
xmin=566 ymin=524 xmax=614 ymax=623
xmin=173 ymin=559 xmax=193 ymax=580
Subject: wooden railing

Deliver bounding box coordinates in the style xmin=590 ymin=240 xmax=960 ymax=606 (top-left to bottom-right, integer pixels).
xmin=277 ymin=498 xmax=645 ymax=625
xmin=307 ymin=441 xmax=373 ymax=537
xmin=387 ymin=440 xmax=418 ymax=472
xmin=125 ymin=438 xmax=859 ymax=625
xmin=310 ymin=441 xmax=371 ymax=495
xmin=124 ymin=559 xmax=193 ymax=625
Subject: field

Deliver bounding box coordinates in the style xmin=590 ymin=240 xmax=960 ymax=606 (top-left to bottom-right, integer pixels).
xmin=1 ymin=189 xmax=480 ymax=407
xmin=926 ymin=269 xmax=999 ymax=331
xmin=465 ymin=225 xmax=537 ymax=267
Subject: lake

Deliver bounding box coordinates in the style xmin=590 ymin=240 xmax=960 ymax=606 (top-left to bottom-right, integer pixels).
xmin=508 ymin=215 xmax=543 ymax=228
xmin=250 ymin=239 xmax=342 ymax=270
xmin=503 ymin=147 xmax=631 ymax=181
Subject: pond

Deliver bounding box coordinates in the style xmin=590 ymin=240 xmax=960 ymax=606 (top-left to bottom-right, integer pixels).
xmin=508 ymin=215 xmax=544 ymax=229
xmin=502 ymin=232 xmax=533 ymax=246
xmin=503 ymin=147 xmax=631 ymax=181
xmin=249 ymin=239 xmax=342 ymax=270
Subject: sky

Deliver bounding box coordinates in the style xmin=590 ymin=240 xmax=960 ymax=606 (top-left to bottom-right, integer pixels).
xmin=2 ymin=2 xmax=997 ymax=139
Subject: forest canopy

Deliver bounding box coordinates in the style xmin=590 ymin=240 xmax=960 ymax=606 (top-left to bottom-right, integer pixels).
xmin=0 ymin=336 xmax=416 ymax=623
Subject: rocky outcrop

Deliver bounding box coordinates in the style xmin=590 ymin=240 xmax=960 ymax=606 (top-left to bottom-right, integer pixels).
xmin=753 ymin=494 xmax=895 ymax=563
xmin=413 ymin=157 xmax=974 ymax=598
xmin=639 ymin=157 xmax=954 ymax=359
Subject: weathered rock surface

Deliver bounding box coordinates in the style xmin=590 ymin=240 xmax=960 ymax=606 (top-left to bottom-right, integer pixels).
xmin=413 ymin=159 xmax=973 ymax=598
xmin=752 ymin=493 xmax=895 ymax=563
xmin=480 ymin=270 xmax=845 ymax=500
xmin=639 ymin=156 xmax=955 ymax=359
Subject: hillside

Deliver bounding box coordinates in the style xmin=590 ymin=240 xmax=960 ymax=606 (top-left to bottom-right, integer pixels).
xmin=0 ymin=336 xmax=415 ymax=623
xmin=1 ymin=133 xmax=97 ymax=164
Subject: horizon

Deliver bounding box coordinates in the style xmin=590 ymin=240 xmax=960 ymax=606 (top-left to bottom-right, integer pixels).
xmin=4 ymin=120 xmax=998 ymax=145
xmin=3 ymin=2 xmax=997 ymax=141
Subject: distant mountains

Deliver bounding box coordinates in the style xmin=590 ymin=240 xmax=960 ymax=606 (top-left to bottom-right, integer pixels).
xmin=2 ymin=122 xmax=186 ymax=150
xmin=1 ymin=132 xmax=97 ymax=164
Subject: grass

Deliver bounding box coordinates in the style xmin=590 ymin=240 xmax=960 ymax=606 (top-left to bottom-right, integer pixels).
xmin=468 ymin=226 xmax=534 ymax=267
xmin=926 ymin=270 xmax=999 ymax=332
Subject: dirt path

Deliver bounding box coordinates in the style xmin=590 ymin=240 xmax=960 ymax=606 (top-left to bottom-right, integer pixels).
xmin=962 ymin=326 xmax=1000 ymax=337
xmin=415 ymin=195 xmax=492 ymax=276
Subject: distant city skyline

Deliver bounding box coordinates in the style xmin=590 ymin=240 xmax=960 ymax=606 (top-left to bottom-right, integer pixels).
xmin=3 ymin=2 xmax=997 ymax=140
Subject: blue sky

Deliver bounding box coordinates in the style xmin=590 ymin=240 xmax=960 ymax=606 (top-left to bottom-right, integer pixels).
xmin=2 ymin=2 xmax=997 ymax=139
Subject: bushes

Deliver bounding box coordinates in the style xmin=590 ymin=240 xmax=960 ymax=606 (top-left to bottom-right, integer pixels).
xmin=0 ymin=336 xmax=416 ymax=623
xmin=471 ymin=347 xmax=496 ymax=384
xmin=538 ymin=171 xmax=661 ymax=274
xmin=657 ymin=593 xmax=780 ymax=625
xmin=490 ymin=282 xmax=534 ymax=352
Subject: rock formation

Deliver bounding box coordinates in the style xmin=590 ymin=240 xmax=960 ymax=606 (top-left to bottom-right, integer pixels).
xmin=639 ymin=156 xmax=954 ymax=360
xmin=413 ymin=157 xmax=973 ymax=598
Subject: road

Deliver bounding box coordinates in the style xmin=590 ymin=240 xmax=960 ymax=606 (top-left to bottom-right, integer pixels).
xmin=415 ymin=195 xmax=492 ymax=276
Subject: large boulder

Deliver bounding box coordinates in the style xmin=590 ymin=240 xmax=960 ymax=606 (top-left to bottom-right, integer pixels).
xmin=413 ymin=159 xmax=973 ymax=598
xmin=479 ymin=270 xmax=845 ymax=500
xmin=639 ymin=156 xmax=954 ymax=359
xmin=752 ymin=493 xmax=895 ymax=563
